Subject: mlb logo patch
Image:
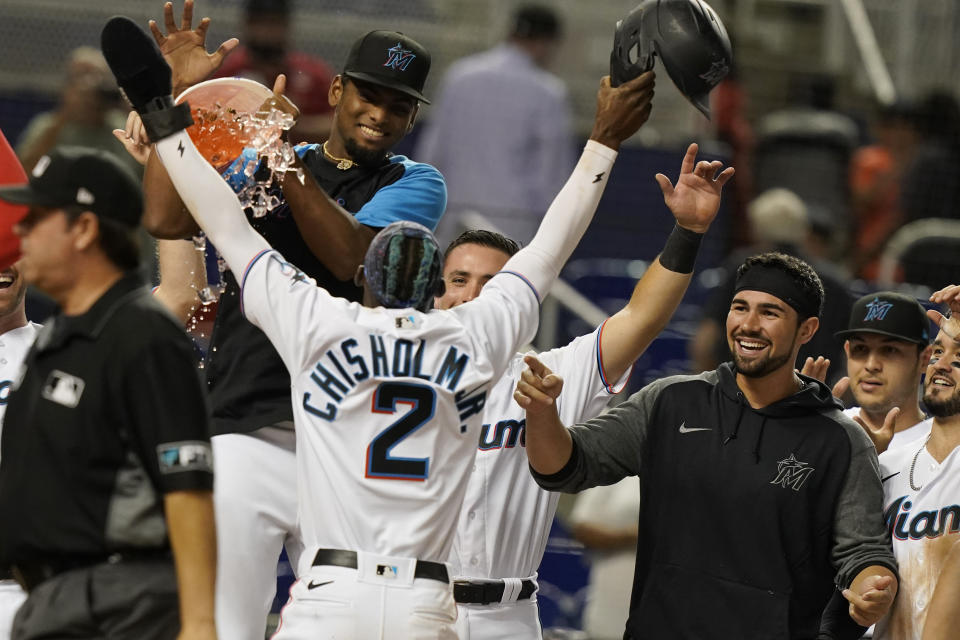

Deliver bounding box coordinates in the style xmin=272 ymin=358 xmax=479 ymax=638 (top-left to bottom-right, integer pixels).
xmin=157 ymin=441 xmax=214 ymax=474
xmin=41 ymin=370 xmax=85 ymax=408
xmin=395 ymin=315 xmax=417 ymax=329
xmin=376 ymin=564 xmax=398 ymax=579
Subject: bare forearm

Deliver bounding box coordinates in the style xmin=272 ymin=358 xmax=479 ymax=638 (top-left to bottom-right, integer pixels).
xmin=143 ymin=149 xmax=201 ymax=239
xmin=525 ymin=408 xmax=574 ymax=475
xmin=154 ymin=239 xmax=205 ymax=325
xmin=165 ymin=490 xmax=216 ymax=629
xmin=600 ymin=260 xmax=691 ymax=380
xmin=571 ymin=522 xmax=637 ymax=550
xmin=282 ymin=154 xmax=376 ymax=280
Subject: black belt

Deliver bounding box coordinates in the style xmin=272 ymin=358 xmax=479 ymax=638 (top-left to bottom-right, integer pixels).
xmin=0 ymin=568 xmax=13 ymax=581
xmin=311 ymin=548 xmax=449 ymax=584
xmin=13 ymin=549 xmax=171 ymax=592
xmin=454 ymin=579 xmax=537 ymax=605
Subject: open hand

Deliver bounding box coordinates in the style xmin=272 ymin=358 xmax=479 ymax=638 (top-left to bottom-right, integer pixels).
xmin=654 ymin=143 xmax=735 ymax=233
xmin=149 ymin=0 xmax=238 ymax=95
xmin=799 ymin=356 xmax=830 ymax=383
xmin=929 ymin=284 xmax=960 ymax=341
xmin=843 ymin=574 xmax=897 ymax=626
xmin=514 ymin=354 xmax=564 ymax=418
xmin=853 ymin=406 xmax=899 ymax=455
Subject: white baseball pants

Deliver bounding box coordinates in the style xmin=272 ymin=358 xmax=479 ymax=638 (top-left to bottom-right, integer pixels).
xmin=0 ymin=581 xmax=25 ymax=640
xmin=272 ymin=560 xmax=457 ymax=639
xmin=455 ymin=598 xmax=542 ymax=640
xmin=212 ymin=425 xmax=301 ymax=640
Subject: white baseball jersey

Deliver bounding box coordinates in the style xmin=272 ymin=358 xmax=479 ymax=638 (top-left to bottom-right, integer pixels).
xmin=0 ymin=322 xmax=39 ymax=639
xmin=240 ymin=250 xmax=539 ymax=563
xmin=874 ymin=435 xmax=960 ymax=640
xmin=0 ymin=322 xmax=40 ymax=458
xmin=451 ymin=324 xmax=630 ymax=580
xmin=843 ymin=407 xmax=932 ymax=452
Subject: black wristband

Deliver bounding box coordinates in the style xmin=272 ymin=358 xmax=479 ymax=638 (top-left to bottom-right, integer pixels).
xmin=658 ymin=224 xmax=703 ymax=273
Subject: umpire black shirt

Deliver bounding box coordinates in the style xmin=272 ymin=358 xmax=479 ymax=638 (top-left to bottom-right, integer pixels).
xmin=0 ymin=273 xmax=212 ymax=564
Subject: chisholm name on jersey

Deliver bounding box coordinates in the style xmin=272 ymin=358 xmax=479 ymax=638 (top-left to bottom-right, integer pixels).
xmin=301 ymin=334 xmax=486 ymax=423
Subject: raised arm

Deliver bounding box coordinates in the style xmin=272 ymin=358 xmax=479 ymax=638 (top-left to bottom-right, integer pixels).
xmin=498 ymin=73 xmax=654 ymax=297
xmin=598 ymin=143 xmax=733 ymax=381
xmin=140 ymin=0 xmax=238 ymax=238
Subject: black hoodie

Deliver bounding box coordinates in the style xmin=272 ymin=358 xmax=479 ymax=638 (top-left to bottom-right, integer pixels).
xmin=534 ymin=362 xmax=897 ymax=640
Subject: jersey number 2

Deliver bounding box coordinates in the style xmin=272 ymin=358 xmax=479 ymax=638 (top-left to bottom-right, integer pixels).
xmin=366 ymin=382 xmax=436 ymax=481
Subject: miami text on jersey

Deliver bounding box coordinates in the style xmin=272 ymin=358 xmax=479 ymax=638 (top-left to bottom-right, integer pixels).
xmin=885 ymin=495 xmax=960 ymax=540
xmin=302 ymin=335 xmax=475 ymax=421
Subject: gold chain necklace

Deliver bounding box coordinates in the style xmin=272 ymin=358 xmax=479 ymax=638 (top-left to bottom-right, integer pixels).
xmin=322 ymin=142 xmax=356 ymax=170
xmin=909 ymin=433 xmax=933 ymax=491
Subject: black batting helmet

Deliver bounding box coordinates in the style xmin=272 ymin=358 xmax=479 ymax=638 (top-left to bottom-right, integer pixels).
xmin=610 ymin=0 xmax=732 ymax=118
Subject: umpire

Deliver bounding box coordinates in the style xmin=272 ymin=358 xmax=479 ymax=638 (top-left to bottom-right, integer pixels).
xmin=0 ymin=147 xmax=215 ymax=640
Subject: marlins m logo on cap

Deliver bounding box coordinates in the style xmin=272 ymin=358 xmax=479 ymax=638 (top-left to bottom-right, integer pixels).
xmin=863 ymin=297 xmax=894 ymax=322
xmin=384 ymin=43 xmax=416 ymax=71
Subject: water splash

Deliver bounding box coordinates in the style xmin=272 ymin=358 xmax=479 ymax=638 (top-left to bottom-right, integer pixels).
xmin=190 ymin=101 xmax=302 ymax=219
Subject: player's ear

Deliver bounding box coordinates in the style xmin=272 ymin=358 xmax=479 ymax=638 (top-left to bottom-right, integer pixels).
xmin=353 ymin=264 xmax=365 ymax=287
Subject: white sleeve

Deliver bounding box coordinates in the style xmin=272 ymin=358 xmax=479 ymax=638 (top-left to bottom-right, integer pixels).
xmin=500 ymin=140 xmax=617 ymax=295
xmin=154 ymin=131 xmax=269 ymax=278
xmin=238 ymin=249 xmax=356 ymax=373
xmin=451 ymin=271 xmax=541 ymax=378
xmin=544 ymin=324 xmax=633 ymax=426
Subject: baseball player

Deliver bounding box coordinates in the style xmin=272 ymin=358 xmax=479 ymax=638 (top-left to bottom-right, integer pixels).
xmin=832 ymin=292 xmax=935 ymax=453
xmin=434 ymin=142 xmax=733 ymax=639
xmin=518 ymin=251 xmax=900 ymax=639
xmin=871 ymin=284 xmax=960 ymax=640
xmin=113 ymin=4 xmax=448 ymax=637
xmin=0 ymin=264 xmax=38 ymax=640
xmin=103 ymin=14 xmax=653 ymax=636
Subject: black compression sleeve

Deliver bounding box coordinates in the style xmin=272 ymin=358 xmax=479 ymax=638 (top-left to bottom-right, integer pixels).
xmin=658 ymin=224 xmax=703 ymax=274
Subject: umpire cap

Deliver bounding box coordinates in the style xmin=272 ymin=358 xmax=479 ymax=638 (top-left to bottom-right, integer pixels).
xmin=0 ymin=147 xmax=142 ymax=228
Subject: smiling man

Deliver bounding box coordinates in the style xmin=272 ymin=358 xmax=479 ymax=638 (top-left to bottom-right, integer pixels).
xmin=518 ymin=251 xmax=899 ymax=640
xmin=873 ymin=286 xmax=960 ymax=640
xmin=0 ymin=263 xmax=38 ymax=640
xmin=835 ymin=292 xmax=934 ymax=453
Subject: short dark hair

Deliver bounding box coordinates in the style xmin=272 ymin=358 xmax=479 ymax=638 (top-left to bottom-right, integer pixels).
xmin=735 ymin=252 xmax=824 ymax=319
xmin=444 ymin=229 xmax=520 ymax=261
xmin=65 ymin=208 xmax=140 ymax=272
xmin=511 ymin=5 xmax=561 ymax=40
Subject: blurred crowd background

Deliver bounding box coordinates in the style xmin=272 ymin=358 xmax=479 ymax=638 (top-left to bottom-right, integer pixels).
xmin=1 ymin=0 xmax=958 ymax=636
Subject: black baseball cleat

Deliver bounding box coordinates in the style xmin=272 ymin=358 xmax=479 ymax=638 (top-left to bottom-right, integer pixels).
xmin=100 ymin=16 xmax=192 ymax=141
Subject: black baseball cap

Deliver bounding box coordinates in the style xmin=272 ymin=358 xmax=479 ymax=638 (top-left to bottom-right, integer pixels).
xmin=342 ymin=30 xmax=431 ymax=104
xmin=0 ymin=147 xmax=142 ymax=228
xmin=835 ymin=292 xmax=932 ymax=345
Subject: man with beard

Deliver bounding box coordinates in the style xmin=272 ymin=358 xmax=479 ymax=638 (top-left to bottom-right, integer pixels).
xmin=518 ymin=251 xmax=899 ymax=639
xmin=0 ymin=264 xmax=39 ymax=640
xmin=872 ymin=283 xmax=960 ymax=640
xmin=117 ymin=5 xmax=446 ymax=637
